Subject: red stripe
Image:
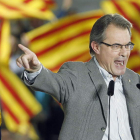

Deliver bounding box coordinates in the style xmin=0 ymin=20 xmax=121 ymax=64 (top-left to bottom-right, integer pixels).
xmin=130 ymin=50 xmax=139 ymax=57
xmin=129 ymin=50 xmax=140 ymax=73
xmin=44 ymin=0 xmax=55 ymax=3
xmin=1 ymin=100 xmax=20 ymax=124
xmin=36 ymin=30 xmax=91 ymax=57
xmin=0 ymin=1 xmax=21 ymax=11
xmin=112 ymin=0 xmax=140 ymax=34
xmin=132 ymin=66 xmax=140 ymax=73
xmin=23 ymin=0 xmax=32 ymax=4
xmin=30 ymin=15 xmax=102 ymax=42
xmin=0 ymin=1 xmax=30 ymax=17
xmin=40 ymin=7 xmax=48 ymax=12
xmin=0 ymin=72 xmax=34 ymax=117
xmin=131 ymin=2 xmax=140 ymax=12
xmin=49 ymin=51 xmax=90 ymax=72
xmin=44 ymin=0 xmax=56 ymax=5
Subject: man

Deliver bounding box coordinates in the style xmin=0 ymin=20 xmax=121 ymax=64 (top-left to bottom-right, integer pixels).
xmin=16 ymin=14 xmax=140 ymax=140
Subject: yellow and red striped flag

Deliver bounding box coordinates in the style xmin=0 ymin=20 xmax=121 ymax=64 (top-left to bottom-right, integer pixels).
xmin=25 ymin=10 xmax=104 ymax=72
xmin=0 ymin=0 xmax=56 ymax=64
xmin=0 ymin=0 xmax=56 ymax=138
xmin=0 ymin=64 xmax=42 ymax=139
xmin=101 ymin=0 xmax=140 ymax=74
xmin=0 ymin=0 xmax=56 ymax=20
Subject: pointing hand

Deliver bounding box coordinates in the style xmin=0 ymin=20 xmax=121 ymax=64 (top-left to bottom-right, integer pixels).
xmin=16 ymin=44 xmax=41 ymax=72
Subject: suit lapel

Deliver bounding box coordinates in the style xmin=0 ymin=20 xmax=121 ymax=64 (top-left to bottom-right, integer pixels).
xmin=86 ymin=57 xmax=108 ymax=126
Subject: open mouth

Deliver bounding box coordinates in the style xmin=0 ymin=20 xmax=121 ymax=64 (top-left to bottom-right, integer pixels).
xmin=114 ymin=60 xmax=124 ymax=66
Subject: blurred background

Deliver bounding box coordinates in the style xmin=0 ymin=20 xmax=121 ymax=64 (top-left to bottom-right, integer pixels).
xmin=0 ymin=0 xmax=139 ymax=140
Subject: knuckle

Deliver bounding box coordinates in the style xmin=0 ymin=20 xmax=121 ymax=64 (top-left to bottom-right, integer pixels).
xmin=21 ymin=54 xmax=27 ymax=60
xmin=32 ymin=53 xmax=36 ymax=57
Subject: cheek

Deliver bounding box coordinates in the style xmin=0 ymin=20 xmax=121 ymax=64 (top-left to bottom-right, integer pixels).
xmin=106 ymin=53 xmax=118 ymax=67
xmin=127 ymin=52 xmax=131 ymax=58
xmin=102 ymin=52 xmax=116 ymax=62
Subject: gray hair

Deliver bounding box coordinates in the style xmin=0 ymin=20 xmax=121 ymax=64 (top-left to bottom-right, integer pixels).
xmin=89 ymin=14 xmax=133 ymax=56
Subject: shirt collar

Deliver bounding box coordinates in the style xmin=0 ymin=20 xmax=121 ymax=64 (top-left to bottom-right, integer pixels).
xmin=94 ymin=57 xmax=122 ymax=82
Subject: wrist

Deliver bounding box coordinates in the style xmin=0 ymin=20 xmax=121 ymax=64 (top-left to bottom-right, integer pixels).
xmin=26 ymin=64 xmax=42 ymax=73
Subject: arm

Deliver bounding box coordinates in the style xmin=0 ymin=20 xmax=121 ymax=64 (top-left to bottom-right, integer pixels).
xmin=16 ymin=44 xmax=77 ymax=104
xmin=25 ymin=63 xmax=77 ymax=104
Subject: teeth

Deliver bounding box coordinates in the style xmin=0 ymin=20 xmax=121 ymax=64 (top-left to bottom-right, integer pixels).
xmin=115 ymin=61 xmax=124 ymax=66
xmin=121 ymin=62 xmax=124 ymax=65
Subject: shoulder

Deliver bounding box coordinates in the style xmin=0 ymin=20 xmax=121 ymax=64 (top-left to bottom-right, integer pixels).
xmin=125 ymin=68 xmax=140 ymax=80
xmin=57 ymin=61 xmax=89 ymax=77
xmin=60 ymin=61 xmax=86 ymax=70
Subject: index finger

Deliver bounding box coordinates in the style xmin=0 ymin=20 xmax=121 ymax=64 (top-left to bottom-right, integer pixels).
xmin=18 ymin=44 xmax=32 ymax=54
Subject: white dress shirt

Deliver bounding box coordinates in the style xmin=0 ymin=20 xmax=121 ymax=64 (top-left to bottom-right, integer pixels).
xmin=94 ymin=57 xmax=133 ymax=140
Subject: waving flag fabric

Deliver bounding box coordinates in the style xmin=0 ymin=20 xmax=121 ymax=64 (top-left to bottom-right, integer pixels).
xmin=0 ymin=19 xmax=10 ymax=65
xmin=0 ymin=64 xmax=42 ymax=138
xmin=0 ymin=0 xmax=56 ymax=139
xmin=25 ymin=10 xmax=104 ymax=72
xmin=0 ymin=0 xmax=56 ymax=64
xmin=0 ymin=0 xmax=56 ymax=20
xmin=101 ymin=0 xmax=140 ymax=74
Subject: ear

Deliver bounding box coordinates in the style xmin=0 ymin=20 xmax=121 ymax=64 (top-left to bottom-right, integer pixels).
xmin=91 ymin=41 xmax=100 ymax=54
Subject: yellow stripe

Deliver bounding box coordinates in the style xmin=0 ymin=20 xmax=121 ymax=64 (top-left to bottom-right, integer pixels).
xmin=101 ymin=1 xmax=118 ymax=14
xmin=2 ymin=111 xmax=18 ymax=132
xmin=127 ymin=55 xmax=140 ymax=68
xmin=0 ymin=20 xmax=10 ymax=64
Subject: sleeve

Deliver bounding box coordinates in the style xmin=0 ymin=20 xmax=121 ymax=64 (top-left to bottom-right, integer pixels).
xmin=22 ymin=62 xmax=77 ymax=104
xmin=22 ymin=65 xmax=42 ymax=85
xmin=24 ymin=65 xmax=42 ymax=81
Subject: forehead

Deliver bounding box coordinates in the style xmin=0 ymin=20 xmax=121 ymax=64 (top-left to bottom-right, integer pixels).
xmin=104 ymin=24 xmax=131 ymax=44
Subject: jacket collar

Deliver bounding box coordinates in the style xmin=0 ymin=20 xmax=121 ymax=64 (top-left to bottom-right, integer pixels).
xmin=86 ymin=57 xmax=108 ymax=125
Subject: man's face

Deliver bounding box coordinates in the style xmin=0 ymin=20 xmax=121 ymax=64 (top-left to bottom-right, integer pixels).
xmin=95 ymin=24 xmax=131 ymax=79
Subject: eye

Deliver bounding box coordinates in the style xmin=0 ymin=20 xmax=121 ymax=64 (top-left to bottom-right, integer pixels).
xmin=112 ymin=44 xmax=120 ymax=49
xmin=126 ymin=44 xmax=134 ymax=50
xmin=125 ymin=44 xmax=130 ymax=49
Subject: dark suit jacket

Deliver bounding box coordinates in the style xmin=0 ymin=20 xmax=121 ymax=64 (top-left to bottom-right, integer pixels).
xmin=24 ymin=57 xmax=140 ymax=140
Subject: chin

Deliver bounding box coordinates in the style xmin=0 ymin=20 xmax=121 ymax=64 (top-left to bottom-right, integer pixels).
xmin=116 ymin=71 xmax=126 ymax=76
xmin=112 ymin=69 xmax=126 ymax=77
